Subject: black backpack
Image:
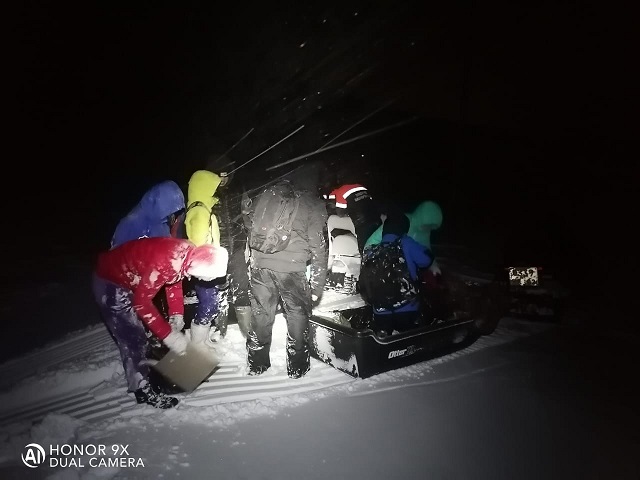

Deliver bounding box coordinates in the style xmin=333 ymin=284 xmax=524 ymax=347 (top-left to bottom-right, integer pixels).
xmin=248 ymin=181 xmax=300 ymax=254
xmin=359 ymin=237 xmax=419 ymax=310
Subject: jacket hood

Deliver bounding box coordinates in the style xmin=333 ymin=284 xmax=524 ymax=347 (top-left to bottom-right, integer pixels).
xmin=407 ymin=200 xmax=442 ymax=248
xmin=139 ymin=180 xmax=185 ymax=222
xmin=184 ymin=244 xmax=228 ymax=281
xmin=187 ymin=170 xmax=222 ymax=210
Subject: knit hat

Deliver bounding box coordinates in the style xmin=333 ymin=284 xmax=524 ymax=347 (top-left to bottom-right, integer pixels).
xmin=185 ymin=244 xmax=228 ymax=281
xmin=382 ymin=212 xmax=410 ymax=237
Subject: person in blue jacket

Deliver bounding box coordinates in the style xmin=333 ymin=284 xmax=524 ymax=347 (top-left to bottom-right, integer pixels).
xmin=372 ymin=211 xmax=434 ymax=335
xmin=110 ymin=180 xmax=186 ymax=334
xmin=111 ymin=180 xmax=185 ymax=249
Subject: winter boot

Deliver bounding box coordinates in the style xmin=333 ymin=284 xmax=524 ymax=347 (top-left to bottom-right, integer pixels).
xmin=134 ymin=383 xmax=179 ymax=409
xmin=189 ymin=323 xmax=217 ymax=354
xmin=234 ymin=305 xmax=252 ymax=338
xmin=247 ymin=365 xmax=269 ymax=376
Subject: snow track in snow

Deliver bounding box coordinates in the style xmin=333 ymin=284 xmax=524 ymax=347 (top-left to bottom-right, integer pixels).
xmin=0 ymin=318 xmax=552 ymax=427
xmin=180 ymin=362 xmax=352 ymax=408
xmin=0 ymin=324 xmax=114 ymax=390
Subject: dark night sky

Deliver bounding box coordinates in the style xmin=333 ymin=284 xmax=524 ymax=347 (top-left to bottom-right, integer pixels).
xmin=7 ymin=1 xmax=636 ymax=317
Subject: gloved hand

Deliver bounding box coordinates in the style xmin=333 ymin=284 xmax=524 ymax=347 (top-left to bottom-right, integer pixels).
xmin=311 ymin=293 xmax=321 ymax=308
xmin=163 ymin=331 xmax=189 ymax=356
xmin=429 ymin=261 xmax=442 ymax=276
xmin=168 ymin=314 xmax=185 ymax=332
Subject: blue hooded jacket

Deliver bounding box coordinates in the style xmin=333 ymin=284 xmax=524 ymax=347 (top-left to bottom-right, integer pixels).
xmin=111 ymin=180 xmax=185 ymax=249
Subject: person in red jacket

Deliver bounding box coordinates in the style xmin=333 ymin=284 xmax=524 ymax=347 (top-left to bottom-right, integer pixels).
xmin=92 ymin=236 xmax=228 ymax=408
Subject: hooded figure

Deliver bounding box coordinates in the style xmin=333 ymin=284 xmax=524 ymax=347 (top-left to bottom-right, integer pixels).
xmin=184 ymin=170 xmax=228 ymax=347
xmin=111 ymin=180 xmax=185 ymax=249
xmin=93 ymin=236 xmax=228 ymax=409
xmin=364 ymin=200 xmax=443 ymax=251
xmin=185 ymin=170 xmax=223 ymax=248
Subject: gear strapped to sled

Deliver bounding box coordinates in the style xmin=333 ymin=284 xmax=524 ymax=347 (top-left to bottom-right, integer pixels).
xmin=359 ymin=237 xmax=419 ymax=310
xmin=248 ymin=181 xmax=300 ymax=254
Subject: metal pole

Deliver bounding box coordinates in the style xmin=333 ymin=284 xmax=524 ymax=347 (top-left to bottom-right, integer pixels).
xmin=265 ymin=116 xmax=418 ymax=171
xmin=212 ymin=128 xmax=255 ymax=167
xmin=228 ymin=125 xmax=305 ymax=175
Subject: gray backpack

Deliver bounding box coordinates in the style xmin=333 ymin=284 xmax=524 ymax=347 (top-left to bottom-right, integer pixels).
xmin=248 ymin=181 xmax=300 ymax=254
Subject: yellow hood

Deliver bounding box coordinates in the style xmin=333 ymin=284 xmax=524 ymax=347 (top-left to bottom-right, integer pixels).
xmin=185 ymin=170 xmax=223 ymax=247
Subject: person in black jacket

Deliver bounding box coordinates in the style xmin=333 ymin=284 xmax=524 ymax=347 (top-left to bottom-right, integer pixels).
xmin=243 ymin=169 xmax=328 ymax=379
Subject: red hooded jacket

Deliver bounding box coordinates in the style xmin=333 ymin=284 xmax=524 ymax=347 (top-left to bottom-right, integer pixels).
xmin=95 ymin=237 xmax=196 ymax=340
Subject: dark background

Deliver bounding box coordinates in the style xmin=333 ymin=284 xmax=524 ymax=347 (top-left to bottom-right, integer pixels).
xmin=5 ymin=1 xmax=636 ymax=339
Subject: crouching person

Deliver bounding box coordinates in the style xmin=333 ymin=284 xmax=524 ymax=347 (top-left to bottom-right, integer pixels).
xmin=360 ymin=212 xmax=434 ymax=336
xmin=92 ymin=236 xmax=228 ymax=408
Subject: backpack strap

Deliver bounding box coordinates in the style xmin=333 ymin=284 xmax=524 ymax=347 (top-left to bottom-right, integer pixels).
xmin=187 ymin=200 xmax=211 ymax=214
xmin=187 ymin=201 xmax=214 ymax=231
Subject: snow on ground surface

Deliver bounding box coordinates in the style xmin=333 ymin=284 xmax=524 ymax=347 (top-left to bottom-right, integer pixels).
xmin=0 ymin=312 xmax=556 ymax=479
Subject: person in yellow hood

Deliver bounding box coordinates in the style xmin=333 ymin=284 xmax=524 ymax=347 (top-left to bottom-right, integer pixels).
xmin=184 ymin=170 xmax=228 ymax=348
xmin=186 ymin=170 xmax=223 ymax=247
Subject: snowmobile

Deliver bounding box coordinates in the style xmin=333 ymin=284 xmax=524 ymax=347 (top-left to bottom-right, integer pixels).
xmin=503 ymin=264 xmax=568 ymax=320
xmin=310 ymin=217 xmax=509 ymax=379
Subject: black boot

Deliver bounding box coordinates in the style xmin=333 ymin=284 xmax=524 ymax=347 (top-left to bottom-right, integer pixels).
xmin=134 ymin=383 xmax=179 ymax=409
xmin=247 ymin=365 xmax=269 ymax=376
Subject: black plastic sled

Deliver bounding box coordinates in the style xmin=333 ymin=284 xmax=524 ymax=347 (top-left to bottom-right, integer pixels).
xmin=310 ymin=243 xmax=509 ymax=379
xmin=308 ymin=313 xmax=481 ymax=379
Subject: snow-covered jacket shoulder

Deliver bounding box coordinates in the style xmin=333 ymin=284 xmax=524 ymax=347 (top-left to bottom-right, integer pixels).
xmin=111 ymin=180 xmax=185 ymax=248
xmin=185 ymin=170 xmax=222 ymax=247
xmin=95 ymin=237 xmax=195 ymax=340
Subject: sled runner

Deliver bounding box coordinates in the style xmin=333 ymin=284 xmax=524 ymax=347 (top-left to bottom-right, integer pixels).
xmin=151 ymin=344 xmax=219 ymax=392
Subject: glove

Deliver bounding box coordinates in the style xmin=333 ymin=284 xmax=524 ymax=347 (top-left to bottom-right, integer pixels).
xmin=163 ymin=331 xmax=189 ymax=356
xmin=311 ymin=293 xmax=321 ymax=308
xmin=429 ymin=261 xmax=442 ymax=276
xmin=168 ymin=314 xmax=185 ymax=332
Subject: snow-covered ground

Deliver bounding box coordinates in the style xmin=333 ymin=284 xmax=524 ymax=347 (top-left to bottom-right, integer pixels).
xmin=0 ymin=308 xmax=563 ymax=479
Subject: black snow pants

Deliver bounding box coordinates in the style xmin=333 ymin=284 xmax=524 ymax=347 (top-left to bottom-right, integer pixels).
xmin=247 ymin=267 xmax=312 ymax=378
